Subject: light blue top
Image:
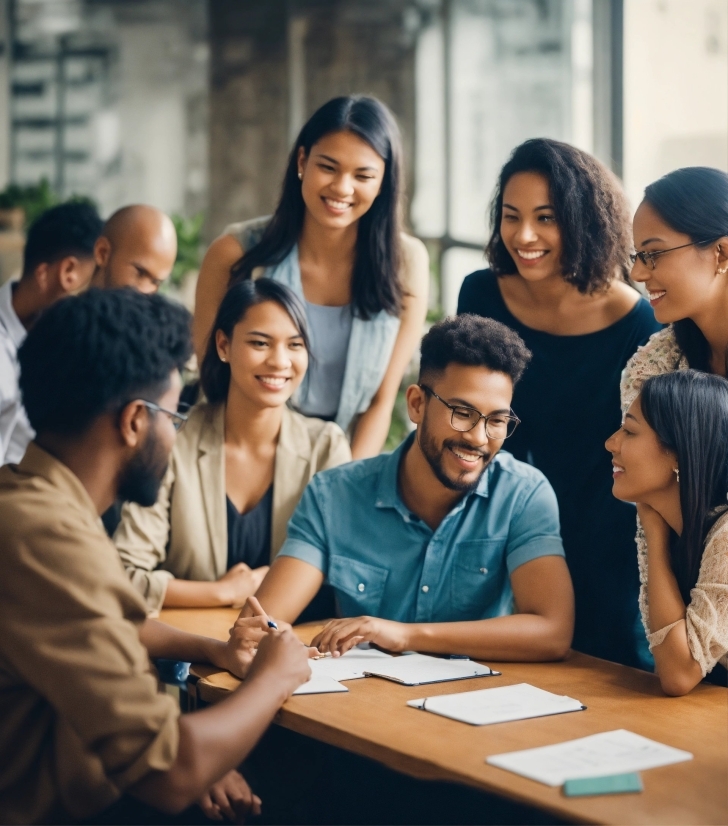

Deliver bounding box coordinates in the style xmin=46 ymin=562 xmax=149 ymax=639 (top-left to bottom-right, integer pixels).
xmin=298 ymin=301 xmax=353 ymax=419
xmin=278 ymin=434 xmax=565 ymax=623
xmin=224 ymin=217 xmax=401 ymax=435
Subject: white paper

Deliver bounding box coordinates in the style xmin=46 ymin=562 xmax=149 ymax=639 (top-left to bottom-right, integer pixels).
xmin=487 ymin=729 xmax=693 ymax=786
xmin=310 ymin=647 xmax=393 ymax=682
xmin=407 ymin=683 xmax=584 ymax=726
xmin=363 ymin=653 xmax=495 ymax=686
xmin=292 ymin=674 xmax=349 ymax=695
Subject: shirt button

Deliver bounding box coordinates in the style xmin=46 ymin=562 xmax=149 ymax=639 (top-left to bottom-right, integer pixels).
xmin=480 ymin=567 xmax=488 ymax=574
xmin=421 ymin=585 xmax=429 ymax=593
xmin=358 ymin=583 xmax=365 ymax=592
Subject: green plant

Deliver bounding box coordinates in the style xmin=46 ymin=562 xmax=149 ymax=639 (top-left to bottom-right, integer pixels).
xmin=0 ymin=179 xmax=57 ymax=227
xmin=170 ymin=212 xmax=205 ymax=287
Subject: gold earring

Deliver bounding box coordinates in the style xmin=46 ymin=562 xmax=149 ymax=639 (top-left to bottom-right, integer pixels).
xmin=717 ymin=265 xmax=728 ymax=275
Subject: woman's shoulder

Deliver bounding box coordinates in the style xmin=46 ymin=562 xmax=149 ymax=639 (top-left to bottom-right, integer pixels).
xmin=620 ymin=326 xmax=682 ymax=411
xmin=283 ymin=406 xmax=349 ymax=454
xmin=457 ymin=268 xmax=500 ymax=315
xmin=174 ymin=402 xmax=224 ymax=456
xmin=222 ymin=215 xmax=272 ymax=252
xmin=704 ymin=510 xmax=728 ymax=554
xmin=398 ymin=232 xmax=429 ymax=291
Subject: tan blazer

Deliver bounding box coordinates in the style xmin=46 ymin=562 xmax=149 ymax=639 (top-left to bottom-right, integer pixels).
xmin=114 ymin=402 xmax=351 ymax=613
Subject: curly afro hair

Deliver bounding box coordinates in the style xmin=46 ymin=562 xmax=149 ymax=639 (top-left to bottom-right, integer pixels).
xmin=18 ymin=288 xmax=192 ymax=436
xmin=419 ymin=314 xmax=531 ymax=385
xmin=486 ymin=138 xmax=632 ymax=294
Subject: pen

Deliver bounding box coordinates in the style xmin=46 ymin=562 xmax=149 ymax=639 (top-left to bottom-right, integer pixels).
xmin=267 ymin=620 xmax=278 ymax=630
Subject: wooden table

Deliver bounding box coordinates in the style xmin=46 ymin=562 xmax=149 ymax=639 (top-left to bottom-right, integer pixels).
xmin=159 ymin=607 xmax=728 ymax=825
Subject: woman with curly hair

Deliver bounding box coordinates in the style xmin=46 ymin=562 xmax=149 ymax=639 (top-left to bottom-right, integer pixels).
xmin=458 ymin=138 xmax=660 ymax=669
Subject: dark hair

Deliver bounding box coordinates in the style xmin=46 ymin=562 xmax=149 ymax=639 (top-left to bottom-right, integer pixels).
xmin=230 ymin=95 xmax=404 ymax=320
xmin=22 ymin=201 xmax=103 ymax=277
xmin=486 ymin=138 xmax=632 ymax=294
xmin=18 ymin=289 xmax=192 ymax=436
xmin=200 ymin=278 xmax=310 ymax=404
xmin=419 ymin=314 xmax=531 ymax=385
xmin=643 ymin=167 xmax=728 ymax=372
xmin=640 ymin=370 xmax=728 ymax=603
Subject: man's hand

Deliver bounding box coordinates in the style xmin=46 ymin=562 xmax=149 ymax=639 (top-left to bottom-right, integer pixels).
xmin=198 ymin=769 xmax=261 ymax=823
xmin=246 ymin=629 xmax=312 ymax=698
xmin=216 ymin=564 xmax=270 ymax=608
xmin=311 ymin=616 xmax=410 ymax=656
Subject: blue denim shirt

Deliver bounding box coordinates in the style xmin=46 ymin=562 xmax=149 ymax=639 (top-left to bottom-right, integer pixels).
xmin=279 ymin=435 xmax=565 ymax=623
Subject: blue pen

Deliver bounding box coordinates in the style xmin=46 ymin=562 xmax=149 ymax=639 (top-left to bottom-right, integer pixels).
xmin=267 ymin=620 xmax=278 ymax=630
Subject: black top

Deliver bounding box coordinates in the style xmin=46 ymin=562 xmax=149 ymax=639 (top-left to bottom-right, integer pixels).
xmin=226 ymin=486 xmax=273 ymax=570
xmin=458 ymin=270 xmax=662 ymax=668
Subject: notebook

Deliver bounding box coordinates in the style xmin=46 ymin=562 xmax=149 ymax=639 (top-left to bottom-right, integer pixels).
xmin=486 ymin=729 xmax=693 ymax=787
xmin=310 ymin=647 xmax=394 ymax=682
xmin=362 ymin=653 xmax=497 ymax=686
xmin=407 ymin=682 xmax=585 ymax=725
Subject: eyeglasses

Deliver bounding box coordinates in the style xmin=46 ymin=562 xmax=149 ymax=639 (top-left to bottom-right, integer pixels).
xmin=419 ymin=385 xmax=520 ymax=439
xmin=629 ymin=239 xmax=717 ymax=270
xmin=140 ymin=400 xmax=189 ymax=431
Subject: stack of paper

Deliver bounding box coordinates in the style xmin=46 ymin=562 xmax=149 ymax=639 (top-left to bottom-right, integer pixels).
xmin=486 ymin=729 xmax=693 ymax=786
xmin=407 ymin=683 xmax=584 ymax=725
xmin=363 ymin=653 xmax=496 ymax=686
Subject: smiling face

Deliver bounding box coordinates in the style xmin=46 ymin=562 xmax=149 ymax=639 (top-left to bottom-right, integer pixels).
xmin=500 ymin=171 xmax=563 ymax=282
xmin=605 ymin=395 xmax=678 ymax=505
xmin=409 ymin=363 xmax=514 ymax=493
xmin=215 ymin=300 xmax=308 ymax=409
xmin=631 ymin=200 xmax=724 ymax=323
xmin=297 ymin=130 xmax=385 ymax=230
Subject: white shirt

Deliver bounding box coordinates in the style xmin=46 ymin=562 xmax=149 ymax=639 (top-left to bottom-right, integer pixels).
xmin=0 ymin=280 xmax=34 ymax=464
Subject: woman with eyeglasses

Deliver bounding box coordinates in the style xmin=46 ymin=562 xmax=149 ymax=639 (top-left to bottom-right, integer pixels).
xmin=607 ymin=370 xmax=728 ymax=694
xmin=457 ymin=138 xmax=661 ymax=669
xmin=114 ymin=279 xmax=351 ymax=613
xmin=193 ymin=95 xmax=429 ymax=459
xmin=621 ymin=167 xmax=728 ymax=409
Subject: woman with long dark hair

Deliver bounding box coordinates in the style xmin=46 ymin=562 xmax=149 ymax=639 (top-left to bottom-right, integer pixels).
xmin=621 ymin=166 xmax=728 ymax=407
xmin=457 ymin=138 xmax=661 ymax=669
xmin=115 ymin=278 xmax=350 ymax=613
xmin=607 ymin=370 xmax=728 ymax=694
xmin=194 ymin=95 xmax=429 ymax=458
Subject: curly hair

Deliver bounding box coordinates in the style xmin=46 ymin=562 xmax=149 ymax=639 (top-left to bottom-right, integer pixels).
xmin=22 ymin=201 xmax=103 ymax=277
xmin=419 ymin=314 xmax=532 ymax=385
xmin=18 ymin=288 xmax=192 ymax=436
xmin=485 ymin=138 xmax=632 ymax=294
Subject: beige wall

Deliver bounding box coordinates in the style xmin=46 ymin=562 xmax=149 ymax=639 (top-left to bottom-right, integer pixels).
xmin=623 ymin=0 xmax=728 ymax=211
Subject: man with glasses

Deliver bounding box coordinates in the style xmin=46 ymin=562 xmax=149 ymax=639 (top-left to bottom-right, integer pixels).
xmin=240 ymin=314 xmax=575 ymax=662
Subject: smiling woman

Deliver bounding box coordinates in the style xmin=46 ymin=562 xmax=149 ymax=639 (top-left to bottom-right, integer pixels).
xmin=193 ymin=96 xmax=429 ymax=459
xmin=113 ymin=279 xmax=351 ymax=613
xmin=457 ymin=138 xmax=662 ymax=670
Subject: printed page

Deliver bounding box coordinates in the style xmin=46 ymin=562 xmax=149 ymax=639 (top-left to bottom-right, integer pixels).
xmin=487 ymin=729 xmax=693 ymax=786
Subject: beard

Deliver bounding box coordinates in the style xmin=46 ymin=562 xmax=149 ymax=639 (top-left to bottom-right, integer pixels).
xmin=417 ymin=415 xmax=491 ymax=494
xmin=118 ymin=427 xmax=169 ymax=507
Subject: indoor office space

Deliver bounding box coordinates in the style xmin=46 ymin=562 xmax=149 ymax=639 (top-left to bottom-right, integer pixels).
xmin=0 ymin=1 xmax=726 ymax=824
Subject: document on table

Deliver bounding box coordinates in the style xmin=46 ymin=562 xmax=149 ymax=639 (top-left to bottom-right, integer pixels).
xmin=407 ymin=683 xmax=585 ymax=725
xmin=487 ymin=729 xmax=693 ymax=787
xmin=310 ymin=647 xmax=393 ymax=682
xmin=292 ymin=674 xmax=349 ymax=695
xmin=363 ymin=653 xmax=498 ymax=686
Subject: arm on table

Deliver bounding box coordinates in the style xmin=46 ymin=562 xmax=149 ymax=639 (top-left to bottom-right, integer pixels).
xmin=240 ymin=556 xmax=324 ymax=625
xmin=163 ymin=563 xmax=269 ymax=609
xmin=130 ymin=630 xmax=311 ymax=814
xmin=312 ymin=555 xmax=574 ymax=661
xmin=349 ymin=237 xmax=429 ymax=459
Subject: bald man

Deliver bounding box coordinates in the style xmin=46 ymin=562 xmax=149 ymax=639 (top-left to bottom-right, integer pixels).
xmin=91 ymin=205 xmax=177 ymax=294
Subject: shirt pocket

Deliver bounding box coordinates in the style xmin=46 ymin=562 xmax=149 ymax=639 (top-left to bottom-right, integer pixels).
xmin=328 ymin=554 xmax=388 ymax=617
xmin=450 ymin=538 xmax=507 ymax=618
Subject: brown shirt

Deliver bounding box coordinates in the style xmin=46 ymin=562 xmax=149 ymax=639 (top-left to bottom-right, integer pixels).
xmin=0 ymin=444 xmax=179 ymax=824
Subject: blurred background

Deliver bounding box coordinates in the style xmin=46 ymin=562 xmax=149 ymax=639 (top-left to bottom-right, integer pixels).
xmin=0 ymin=0 xmax=726 ymax=314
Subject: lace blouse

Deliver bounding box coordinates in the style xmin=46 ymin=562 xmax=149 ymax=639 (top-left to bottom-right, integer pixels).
xmin=621 ymin=325 xmax=688 ymax=412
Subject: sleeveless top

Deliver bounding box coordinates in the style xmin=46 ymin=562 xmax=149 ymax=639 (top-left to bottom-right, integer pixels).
xmin=458 ymin=269 xmax=662 ymax=669
xmin=224 ymin=217 xmax=401 ymax=435
xmin=301 ymin=300 xmax=353 ymax=419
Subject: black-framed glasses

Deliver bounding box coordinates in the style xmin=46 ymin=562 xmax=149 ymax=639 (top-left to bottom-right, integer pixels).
xmin=419 ymin=385 xmax=520 ymax=439
xmin=140 ymin=400 xmax=189 ymax=431
xmin=629 ymin=239 xmax=717 ymax=270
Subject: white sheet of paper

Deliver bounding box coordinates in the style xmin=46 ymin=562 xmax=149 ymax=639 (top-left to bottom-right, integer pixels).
xmin=310 ymin=647 xmax=393 ymax=682
xmin=407 ymin=683 xmax=584 ymax=725
xmin=292 ymin=674 xmax=349 ymax=695
xmin=487 ymin=729 xmax=693 ymax=786
xmin=363 ymin=653 xmax=495 ymax=686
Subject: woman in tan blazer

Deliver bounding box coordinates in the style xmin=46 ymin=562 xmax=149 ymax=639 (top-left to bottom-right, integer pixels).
xmin=114 ymin=278 xmax=351 ymax=614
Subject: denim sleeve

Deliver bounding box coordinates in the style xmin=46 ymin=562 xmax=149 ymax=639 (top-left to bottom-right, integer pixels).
xmin=505 ymin=477 xmax=565 ymax=574
xmin=276 ymin=479 xmax=329 ymax=573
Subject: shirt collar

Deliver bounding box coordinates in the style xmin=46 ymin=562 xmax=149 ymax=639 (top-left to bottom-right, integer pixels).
xmin=374 ymin=431 xmax=493 ymax=515
xmin=0 ymin=280 xmax=27 ymax=350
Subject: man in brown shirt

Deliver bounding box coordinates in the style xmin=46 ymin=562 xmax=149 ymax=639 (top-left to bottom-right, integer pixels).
xmin=0 ymin=289 xmax=310 ymax=824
